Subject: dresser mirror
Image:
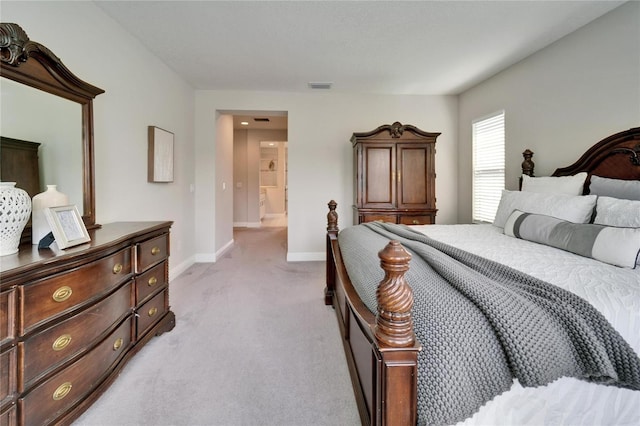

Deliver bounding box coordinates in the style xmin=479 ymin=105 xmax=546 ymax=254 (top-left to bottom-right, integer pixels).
xmin=0 ymin=22 xmax=104 ymax=240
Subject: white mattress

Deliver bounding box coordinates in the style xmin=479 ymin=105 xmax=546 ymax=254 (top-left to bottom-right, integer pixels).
xmin=412 ymin=224 xmax=640 ymax=426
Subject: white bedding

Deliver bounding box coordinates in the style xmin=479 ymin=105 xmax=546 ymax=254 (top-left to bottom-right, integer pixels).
xmin=412 ymin=224 xmax=640 ymax=426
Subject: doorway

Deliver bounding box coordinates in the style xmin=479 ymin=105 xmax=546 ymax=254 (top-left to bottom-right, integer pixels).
xmin=230 ymin=111 xmax=288 ymax=229
xmin=260 ymin=141 xmax=287 ymax=227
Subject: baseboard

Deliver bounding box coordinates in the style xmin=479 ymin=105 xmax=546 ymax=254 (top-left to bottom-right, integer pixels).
xmin=233 ymin=221 xmax=261 ymax=228
xmin=192 ymin=238 xmax=234 ymax=264
xmin=264 ymin=213 xmax=286 ymax=218
xmin=169 ymin=256 xmax=196 ymax=281
xmin=286 ymin=251 xmax=325 ymax=262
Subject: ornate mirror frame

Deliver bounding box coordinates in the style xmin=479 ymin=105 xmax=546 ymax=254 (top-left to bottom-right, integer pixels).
xmin=0 ymin=22 xmax=104 ymax=230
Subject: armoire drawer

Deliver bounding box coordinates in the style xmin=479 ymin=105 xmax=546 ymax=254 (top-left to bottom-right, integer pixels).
xmin=398 ymin=215 xmax=434 ymax=225
xmin=136 ymin=290 xmax=167 ymax=339
xmin=19 ymin=281 xmax=133 ymax=390
xmin=0 ymin=289 xmax=15 ymax=346
xmin=359 ymin=214 xmax=397 ymax=224
xmin=0 ymin=346 xmax=16 ymax=409
xmin=136 ymin=234 xmax=168 ymax=272
xmin=135 ymin=261 xmax=167 ymax=305
xmin=20 ymin=248 xmax=132 ymax=334
xmin=19 ymin=317 xmax=132 ymax=426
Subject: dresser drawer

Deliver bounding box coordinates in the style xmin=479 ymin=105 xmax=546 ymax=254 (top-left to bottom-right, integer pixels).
xmin=20 ymin=248 xmax=132 ymax=334
xmin=0 ymin=289 xmax=15 ymax=346
xmin=19 ymin=317 xmax=132 ymax=426
xmin=136 ymin=261 xmax=167 ymax=305
xmin=19 ymin=281 xmax=133 ymax=390
xmin=137 ymin=290 xmax=167 ymax=339
xmin=399 ymin=214 xmax=434 ymax=225
xmin=136 ymin=234 xmax=169 ymax=273
xmin=0 ymin=346 xmax=16 ymax=409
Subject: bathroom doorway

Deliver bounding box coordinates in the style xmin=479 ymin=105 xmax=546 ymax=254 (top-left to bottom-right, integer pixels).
xmin=231 ymin=112 xmax=288 ymax=229
xmin=260 ymin=141 xmax=287 ymax=227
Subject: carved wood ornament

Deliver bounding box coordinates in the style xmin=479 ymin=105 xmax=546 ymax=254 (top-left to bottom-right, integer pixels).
xmin=375 ymin=240 xmax=416 ymax=348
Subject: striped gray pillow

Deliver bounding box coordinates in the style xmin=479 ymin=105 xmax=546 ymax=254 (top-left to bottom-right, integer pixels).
xmin=504 ymin=210 xmax=640 ymax=268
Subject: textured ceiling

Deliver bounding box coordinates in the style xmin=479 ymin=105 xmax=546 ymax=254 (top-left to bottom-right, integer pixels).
xmin=94 ymin=1 xmax=625 ymax=129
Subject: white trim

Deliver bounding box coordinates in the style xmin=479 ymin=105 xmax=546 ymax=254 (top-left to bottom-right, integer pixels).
xmin=216 ymin=238 xmax=234 ymax=259
xmin=193 ymin=239 xmax=234 ymax=263
xmin=287 ymin=251 xmax=325 ymax=262
xmin=195 ymin=253 xmax=216 ymax=263
xmin=233 ymin=222 xmax=261 ymax=228
xmin=264 ymin=213 xmax=286 ymax=219
xmin=169 ymin=256 xmax=196 ymax=281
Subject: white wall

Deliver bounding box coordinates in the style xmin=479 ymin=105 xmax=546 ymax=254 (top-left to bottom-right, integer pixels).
xmin=458 ymin=2 xmax=640 ymax=223
xmin=195 ymin=91 xmax=458 ymax=261
xmin=2 ymin=1 xmax=197 ymax=278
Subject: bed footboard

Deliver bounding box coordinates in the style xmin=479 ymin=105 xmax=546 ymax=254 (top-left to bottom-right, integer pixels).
xmin=325 ymin=200 xmax=421 ymax=426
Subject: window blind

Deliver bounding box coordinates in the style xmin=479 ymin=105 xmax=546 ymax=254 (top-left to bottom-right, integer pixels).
xmin=472 ymin=111 xmax=505 ymax=223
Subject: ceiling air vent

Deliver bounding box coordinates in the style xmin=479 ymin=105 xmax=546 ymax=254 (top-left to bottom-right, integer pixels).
xmin=254 ymin=118 xmax=270 ymax=122
xmin=308 ymin=82 xmax=333 ymax=90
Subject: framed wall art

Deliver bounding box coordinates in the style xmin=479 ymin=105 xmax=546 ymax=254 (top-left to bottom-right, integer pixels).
xmin=148 ymin=126 xmax=174 ymax=182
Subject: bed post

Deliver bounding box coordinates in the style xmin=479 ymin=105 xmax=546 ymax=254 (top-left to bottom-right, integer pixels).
xmin=375 ymin=241 xmax=420 ymax=426
xmin=325 ymin=200 xmax=339 ymax=305
xmin=519 ymin=149 xmax=535 ymax=189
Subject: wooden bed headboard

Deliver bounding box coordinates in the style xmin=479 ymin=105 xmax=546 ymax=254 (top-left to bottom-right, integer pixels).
xmin=522 ymin=127 xmax=640 ymax=194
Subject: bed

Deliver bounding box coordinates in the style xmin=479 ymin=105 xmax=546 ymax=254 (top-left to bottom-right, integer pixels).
xmin=324 ymin=127 xmax=640 ymax=426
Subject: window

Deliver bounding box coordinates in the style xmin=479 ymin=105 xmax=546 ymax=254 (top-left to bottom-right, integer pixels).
xmin=472 ymin=111 xmax=505 ymax=223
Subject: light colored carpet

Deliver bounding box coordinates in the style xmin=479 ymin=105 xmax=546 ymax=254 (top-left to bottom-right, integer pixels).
xmin=74 ymin=227 xmax=359 ymax=426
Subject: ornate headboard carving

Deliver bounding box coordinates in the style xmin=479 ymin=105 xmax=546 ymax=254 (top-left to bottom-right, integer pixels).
xmin=553 ymin=127 xmax=640 ymax=194
xmin=521 ymin=127 xmax=640 ymax=194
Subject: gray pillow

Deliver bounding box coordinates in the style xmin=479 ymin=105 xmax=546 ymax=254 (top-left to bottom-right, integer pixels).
xmin=504 ymin=210 xmax=640 ymax=268
xmin=590 ymin=175 xmax=640 ymax=201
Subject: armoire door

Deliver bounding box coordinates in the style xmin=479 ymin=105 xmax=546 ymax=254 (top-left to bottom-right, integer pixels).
xmin=396 ymin=143 xmax=435 ymax=210
xmin=360 ymin=143 xmax=396 ymax=208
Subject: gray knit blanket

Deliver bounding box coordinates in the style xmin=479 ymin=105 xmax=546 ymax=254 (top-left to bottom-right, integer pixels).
xmin=337 ymin=222 xmax=640 ymax=426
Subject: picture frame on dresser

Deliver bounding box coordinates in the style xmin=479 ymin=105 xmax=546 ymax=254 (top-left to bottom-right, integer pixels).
xmin=44 ymin=205 xmax=91 ymax=249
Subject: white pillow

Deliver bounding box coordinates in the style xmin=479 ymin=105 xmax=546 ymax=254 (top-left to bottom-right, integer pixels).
xmin=594 ymin=196 xmax=640 ymax=227
xmin=521 ymin=172 xmax=587 ymax=195
xmin=493 ymin=190 xmax=597 ymax=228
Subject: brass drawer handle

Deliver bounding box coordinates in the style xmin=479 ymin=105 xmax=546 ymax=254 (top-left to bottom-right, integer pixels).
xmin=52 ymin=286 xmax=73 ymax=303
xmin=412 ymin=219 xmax=420 ymax=225
xmin=52 ymin=334 xmax=72 ymax=351
xmin=148 ymin=307 xmax=158 ymax=317
xmin=113 ymin=337 xmax=124 ymax=351
xmin=113 ymin=263 xmax=123 ymax=274
xmin=53 ymin=382 xmax=72 ymax=401
xmin=151 ymin=246 xmax=161 ymax=256
xmin=148 ymin=276 xmax=158 ymax=287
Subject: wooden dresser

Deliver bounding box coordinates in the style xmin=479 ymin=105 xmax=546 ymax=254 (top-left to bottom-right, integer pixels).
xmin=352 ymin=122 xmax=440 ymax=225
xmin=0 ymin=222 xmax=175 ymax=426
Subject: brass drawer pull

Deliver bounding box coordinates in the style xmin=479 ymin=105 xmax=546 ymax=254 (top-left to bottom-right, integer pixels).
xmin=113 ymin=263 xmax=123 ymax=274
xmin=148 ymin=276 xmax=158 ymax=287
xmin=52 ymin=286 xmax=73 ymax=303
xmin=151 ymin=246 xmax=161 ymax=256
xmin=113 ymin=337 xmax=124 ymax=351
xmin=412 ymin=219 xmax=420 ymax=225
xmin=53 ymin=382 xmax=72 ymax=401
xmin=148 ymin=307 xmax=158 ymax=317
xmin=52 ymin=334 xmax=72 ymax=351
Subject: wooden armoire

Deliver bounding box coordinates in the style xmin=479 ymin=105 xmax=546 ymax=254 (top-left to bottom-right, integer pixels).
xmin=352 ymin=122 xmax=440 ymax=225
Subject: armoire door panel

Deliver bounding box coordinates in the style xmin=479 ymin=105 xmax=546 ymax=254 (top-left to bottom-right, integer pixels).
xmin=397 ymin=144 xmax=434 ymax=209
xmin=363 ymin=145 xmax=395 ymax=207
